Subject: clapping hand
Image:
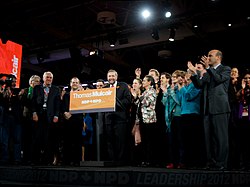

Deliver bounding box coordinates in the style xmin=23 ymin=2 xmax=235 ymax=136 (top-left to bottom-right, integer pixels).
xmin=187 ymin=61 xmax=196 ymax=74
xmin=200 ymin=55 xmax=209 ymax=69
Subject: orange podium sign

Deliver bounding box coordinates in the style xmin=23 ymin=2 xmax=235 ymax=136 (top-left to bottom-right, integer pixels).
xmin=69 ymin=87 xmax=116 ymax=113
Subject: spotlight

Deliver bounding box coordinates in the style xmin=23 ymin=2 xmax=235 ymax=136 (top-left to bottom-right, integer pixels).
xmin=192 ymin=19 xmax=201 ymax=32
xmin=109 ymin=38 xmax=117 ymax=47
xmin=89 ymin=49 xmax=98 ymax=56
xmin=108 ymin=32 xmax=117 ymax=47
xmin=151 ymin=27 xmax=159 ymax=40
xmin=141 ymin=9 xmax=151 ymax=19
xmin=89 ymin=49 xmax=103 ymax=58
xmin=162 ymin=0 xmax=172 ymax=18
xmin=168 ymin=28 xmax=175 ymax=41
xmin=165 ymin=11 xmax=171 ymax=18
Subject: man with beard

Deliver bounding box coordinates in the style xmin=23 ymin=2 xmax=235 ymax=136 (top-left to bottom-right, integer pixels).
xmin=104 ymin=69 xmax=131 ymax=163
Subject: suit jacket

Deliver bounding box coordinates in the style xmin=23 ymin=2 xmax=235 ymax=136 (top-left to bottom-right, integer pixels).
xmin=61 ymin=91 xmax=83 ymax=121
xmin=104 ymin=81 xmax=132 ymax=122
xmin=32 ymin=84 xmax=60 ymax=123
xmin=191 ymin=64 xmax=231 ymax=115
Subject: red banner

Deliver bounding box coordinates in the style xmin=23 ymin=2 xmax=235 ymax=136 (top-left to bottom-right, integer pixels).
xmin=0 ymin=39 xmax=22 ymax=88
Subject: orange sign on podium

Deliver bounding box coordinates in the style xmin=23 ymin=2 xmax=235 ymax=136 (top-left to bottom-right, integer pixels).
xmin=69 ymin=87 xmax=116 ymax=114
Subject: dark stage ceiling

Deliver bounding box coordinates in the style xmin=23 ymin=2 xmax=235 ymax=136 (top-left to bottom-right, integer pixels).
xmin=1 ymin=0 xmax=249 ymax=86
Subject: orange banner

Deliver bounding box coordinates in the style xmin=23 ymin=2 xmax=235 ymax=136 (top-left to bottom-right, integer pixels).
xmin=69 ymin=87 xmax=116 ymax=113
xmin=0 ymin=39 xmax=22 ymax=88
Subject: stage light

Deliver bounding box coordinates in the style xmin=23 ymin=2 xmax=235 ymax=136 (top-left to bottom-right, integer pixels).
xmin=168 ymin=28 xmax=175 ymax=41
xmin=89 ymin=49 xmax=104 ymax=59
xmin=165 ymin=11 xmax=171 ymax=18
xmin=89 ymin=49 xmax=98 ymax=56
xmin=108 ymin=38 xmax=117 ymax=47
xmin=108 ymin=32 xmax=117 ymax=47
xmin=162 ymin=0 xmax=172 ymax=18
xmin=141 ymin=9 xmax=151 ymax=19
xmin=151 ymin=27 xmax=159 ymax=40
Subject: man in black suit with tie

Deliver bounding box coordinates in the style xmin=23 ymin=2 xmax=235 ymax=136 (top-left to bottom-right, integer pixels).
xmin=104 ymin=69 xmax=132 ymax=163
xmin=188 ymin=49 xmax=231 ymax=170
xmin=31 ymin=71 xmax=61 ymax=165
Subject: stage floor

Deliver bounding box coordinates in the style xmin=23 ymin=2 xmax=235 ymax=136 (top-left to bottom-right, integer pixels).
xmin=0 ymin=161 xmax=250 ymax=187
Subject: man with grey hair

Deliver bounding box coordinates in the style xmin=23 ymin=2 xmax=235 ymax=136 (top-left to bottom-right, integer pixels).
xmin=31 ymin=71 xmax=61 ymax=165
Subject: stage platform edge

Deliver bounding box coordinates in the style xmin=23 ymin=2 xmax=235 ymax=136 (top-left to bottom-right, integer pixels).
xmin=0 ymin=165 xmax=250 ymax=187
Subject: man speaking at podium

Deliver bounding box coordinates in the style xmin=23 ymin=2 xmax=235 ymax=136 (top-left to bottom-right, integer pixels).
xmin=104 ymin=69 xmax=131 ymax=163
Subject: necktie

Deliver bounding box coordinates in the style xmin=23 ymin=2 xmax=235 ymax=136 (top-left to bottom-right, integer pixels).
xmin=44 ymin=87 xmax=49 ymax=94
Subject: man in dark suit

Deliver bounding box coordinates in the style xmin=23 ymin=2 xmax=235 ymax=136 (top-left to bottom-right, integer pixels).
xmin=31 ymin=71 xmax=61 ymax=165
xmin=188 ymin=49 xmax=231 ymax=170
xmin=62 ymin=77 xmax=83 ymax=166
xmin=104 ymin=69 xmax=132 ymax=162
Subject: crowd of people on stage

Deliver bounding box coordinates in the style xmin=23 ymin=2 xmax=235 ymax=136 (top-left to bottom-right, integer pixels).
xmin=0 ymin=49 xmax=249 ymax=171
